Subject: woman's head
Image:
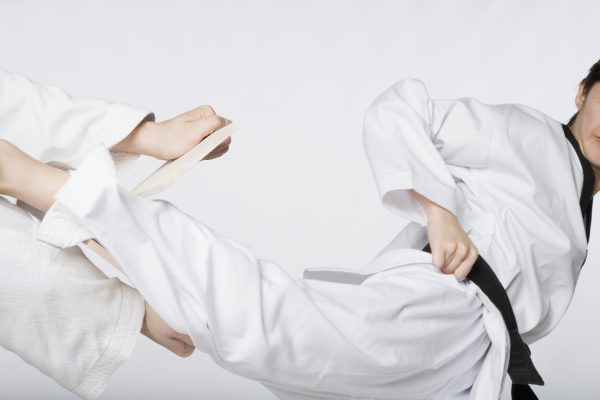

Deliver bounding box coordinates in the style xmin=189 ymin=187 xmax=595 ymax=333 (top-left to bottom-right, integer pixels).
xmin=569 ymin=59 xmax=600 ymax=171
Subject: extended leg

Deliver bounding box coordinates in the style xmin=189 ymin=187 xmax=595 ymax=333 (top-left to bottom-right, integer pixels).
xmin=14 ymin=144 xmax=490 ymax=399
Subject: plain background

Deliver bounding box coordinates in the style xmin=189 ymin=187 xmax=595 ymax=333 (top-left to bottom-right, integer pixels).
xmin=0 ymin=0 xmax=599 ymax=399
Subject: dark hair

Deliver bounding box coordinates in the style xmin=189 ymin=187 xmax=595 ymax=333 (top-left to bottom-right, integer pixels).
xmin=568 ymin=59 xmax=600 ymax=126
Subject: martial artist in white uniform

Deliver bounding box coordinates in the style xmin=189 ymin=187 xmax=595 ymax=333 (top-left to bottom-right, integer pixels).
xmin=0 ymin=69 xmax=150 ymax=398
xmin=33 ymin=79 xmax=591 ymax=399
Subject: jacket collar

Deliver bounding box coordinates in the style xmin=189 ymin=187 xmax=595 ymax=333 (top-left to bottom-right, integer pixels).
xmin=562 ymin=124 xmax=594 ymax=242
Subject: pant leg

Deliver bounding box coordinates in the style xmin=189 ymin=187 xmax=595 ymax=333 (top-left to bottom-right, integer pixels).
xmin=0 ymin=196 xmax=145 ymax=399
xmin=36 ymin=145 xmax=490 ymax=399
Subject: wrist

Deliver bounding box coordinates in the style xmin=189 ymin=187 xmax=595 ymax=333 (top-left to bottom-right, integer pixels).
xmin=112 ymin=119 xmax=157 ymax=157
xmin=411 ymin=189 xmax=455 ymax=219
xmin=425 ymin=204 xmax=456 ymax=221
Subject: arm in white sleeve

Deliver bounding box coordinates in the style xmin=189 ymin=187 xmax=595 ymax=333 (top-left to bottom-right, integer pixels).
xmin=362 ymin=78 xmax=496 ymax=225
xmin=0 ymin=68 xmax=153 ymax=175
xmin=0 ymin=198 xmax=145 ymax=400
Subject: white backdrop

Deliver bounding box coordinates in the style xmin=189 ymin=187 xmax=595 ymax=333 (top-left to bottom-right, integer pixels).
xmin=0 ymin=1 xmax=599 ymax=399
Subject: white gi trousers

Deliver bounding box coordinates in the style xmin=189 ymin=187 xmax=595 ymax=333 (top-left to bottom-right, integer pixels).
xmin=36 ymin=146 xmax=504 ymax=400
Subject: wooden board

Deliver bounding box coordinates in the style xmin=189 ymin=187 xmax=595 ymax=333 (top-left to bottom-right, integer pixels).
xmin=133 ymin=122 xmax=237 ymax=197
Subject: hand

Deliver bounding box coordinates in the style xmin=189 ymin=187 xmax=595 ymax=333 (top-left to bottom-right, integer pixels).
xmin=411 ymin=190 xmax=478 ymax=280
xmin=114 ymin=105 xmax=232 ymax=161
xmin=141 ymin=302 xmax=195 ymax=358
xmin=426 ymin=207 xmax=479 ymax=280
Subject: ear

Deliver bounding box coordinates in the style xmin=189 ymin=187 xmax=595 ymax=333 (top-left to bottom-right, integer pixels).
xmin=576 ymin=83 xmax=586 ymax=111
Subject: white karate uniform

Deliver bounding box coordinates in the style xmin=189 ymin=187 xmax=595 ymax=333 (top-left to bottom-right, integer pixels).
xmin=35 ymin=79 xmax=588 ymax=400
xmin=0 ymin=69 xmax=151 ymax=399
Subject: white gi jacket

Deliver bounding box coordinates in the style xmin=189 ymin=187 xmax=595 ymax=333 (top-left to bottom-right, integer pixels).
xmin=362 ymin=79 xmax=590 ymax=344
xmin=35 ymin=79 xmax=589 ymax=400
xmin=0 ymin=69 xmax=151 ymax=399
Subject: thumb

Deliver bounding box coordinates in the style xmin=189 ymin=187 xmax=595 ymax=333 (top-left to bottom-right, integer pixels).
xmin=431 ymin=246 xmax=446 ymax=269
xmin=171 ymin=331 xmax=195 ymax=348
xmin=165 ymin=336 xmax=195 ymax=358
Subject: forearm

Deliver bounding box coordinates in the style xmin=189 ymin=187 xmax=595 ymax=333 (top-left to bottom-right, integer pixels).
xmin=1 ymin=142 xmax=69 ymax=213
xmin=410 ymin=189 xmax=456 ymax=220
xmin=1 ymin=113 xmax=156 ymax=213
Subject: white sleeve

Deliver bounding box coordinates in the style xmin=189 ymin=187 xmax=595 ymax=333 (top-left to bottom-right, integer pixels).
xmin=0 ymin=199 xmax=145 ymax=400
xmin=362 ymin=78 xmax=496 ymax=225
xmin=0 ymin=68 xmax=153 ymax=175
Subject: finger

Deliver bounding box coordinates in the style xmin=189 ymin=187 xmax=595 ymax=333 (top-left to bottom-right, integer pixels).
xmin=199 ymin=114 xmax=227 ymax=133
xmin=444 ymin=243 xmax=468 ymax=273
xmin=200 ymin=136 xmax=231 ymax=155
xmin=208 ymin=136 xmax=232 ymax=150
xmin=453 ymin=261 xmax=471 ymax=281
xmin=192 ymin=115 xmax=227 ymax=143
xmin=171 ymin=331 xmax=195 ymax=348
xmin=454 ymin=250 xmax=478 ymax=281
xmin=180 ymin=105 xmax=216 ymax=121
xmin=166 ymin=329 xmax=195 ymax=356
xmin=431 ymin=245 xmax=447 ymax=269
xmin=205 ymin=139 xmax=231 ymax=158
xmin=206 ymin=150 xmax=228 ymax=160
xmin=210 ymin=145 xmax=229 ymax=155
xmin=166 ymin=336 xmax=195 ymax=358
xmin=433 ymin=242 xmax=455 ymax=271
xmin=205 ymin=147 xmax=229 ymax=160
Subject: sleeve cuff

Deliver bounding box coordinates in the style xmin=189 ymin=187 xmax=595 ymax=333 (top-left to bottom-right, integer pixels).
xmin=35 ymin=201 xmax=94 ymax=248
xmin=72 ymin=284 xmax=145 ymax=399
xmin=35 ymin=146 xmax=118 ymax=249
xmin=90 ymin=103 xmax=154 ymax=176
xmin=378 ymin=170 xmax=458 ymax=226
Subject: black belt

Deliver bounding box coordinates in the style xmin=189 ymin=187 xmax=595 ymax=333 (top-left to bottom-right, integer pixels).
xmin=421 ymin=243 xmax=543 ymax=400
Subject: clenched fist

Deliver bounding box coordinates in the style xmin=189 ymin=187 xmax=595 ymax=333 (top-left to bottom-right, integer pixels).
xmin=141 ymin=302 xmax=195 ymax=358
xmin=411 ymin=190 xmax=479 ymax=280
